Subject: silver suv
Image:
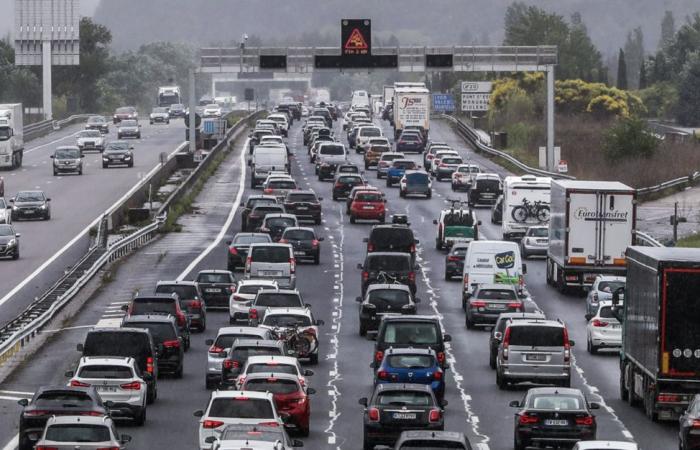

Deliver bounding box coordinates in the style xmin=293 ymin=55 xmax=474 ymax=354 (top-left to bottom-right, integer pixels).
xmin=245 ymin=243 xmax=296 ymax=288
xmin=496 ymin=319 xmax=574 ymax=389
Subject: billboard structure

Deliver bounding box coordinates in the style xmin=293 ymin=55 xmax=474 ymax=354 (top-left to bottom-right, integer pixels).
xmin=14 ymin=0 xmax=80 ymax=119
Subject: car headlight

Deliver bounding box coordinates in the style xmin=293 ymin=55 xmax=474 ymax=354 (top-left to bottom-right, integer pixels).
xmin=40 ymin=204 xmax=47 ymax=210
xmin=7 ymin=239 xmax=15 ymax=247
xmin=12 ymin=206 xmax=18 ymax=211
xmin=102 ymin=157 xmax=109 ymax=161
xmin=124 ymin=156 xmax=132 ymax=160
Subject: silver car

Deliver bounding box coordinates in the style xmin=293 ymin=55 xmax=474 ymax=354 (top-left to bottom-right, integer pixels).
xmin=496 ymin=319 xmax=574 ymax=389
xmin=204 ymin=326 xmax=271 ymax=389
xmin=117 ymin=119 xmax=141 ymax=139
xmin=245 ymin=243 xmax=296 ymax=288
xmin=51 ymin=146 xmax=84 ymax=176
xmin=229 ymin=279 xmax=279 ymax=324
xmin=76 ymin=129 xmax=105 ymax=152
xmin=520 ymin=225 xmax=549 ymax=259
xmin=34 ymin=415 xmax=131 ymax=449
xmin=585 ymin=275 xmax=626 ymax=318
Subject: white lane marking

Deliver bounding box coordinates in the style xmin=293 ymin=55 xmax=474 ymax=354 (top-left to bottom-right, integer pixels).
xmin=0 ymin=435 xmax=17 ymax=450
xmin=0 ymin=395 xmax=25 ymax=401
xmin=177 ymin=139 xmax=248 ymax=280
xmin=95 ymin=318 xmax=122 ymax=328
xmin=24 ymin=130 xmax=81 ymax=154
xmin=40 ymin=324 xmax=96 ymax=333
xmin=0 ymin=143 xmax=185 ymax=309
xmin=325 ymin=204 xmax=344 ymax=447
xmin=0 ymin=390 xmax=33 ymax=396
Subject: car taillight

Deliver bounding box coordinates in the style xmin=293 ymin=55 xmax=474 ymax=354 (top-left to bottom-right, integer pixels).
xmin=209 ymin=345 xmax=224 ymax=355
xmin=334 ymin=182 xmax=342 ymax=188
xmin=245 ymin=256 xmax=252 ymax=272
xmin=36 ymin=447 xmax=59 ymax=450
xmin=463 ymin=274 xmax=469 ymax=288
xmin=70 ymin=380 xmax=90 ymax=387
xmin=190 ymin=300 xmax=202 ymax=309
xmin=304 ymin=327 xmax=317 ymax=336
xmin=146 ymin=357 xmax=154 ymax=374
xmin=223 ymin=360 xmax=240 ymax=370
xmin=279 ymin=239 xmax=288 ymax=244
xmin=575 ymin=415 xmax=595 ymax=426
xmin=367 ymin=243 xmax=375 ymax=252
xmin=518 ymin=413 xmax=539 ymax=425
xmin=312 ymin=239 xmax=319 ymax=247
xmin=408 ymin=272 xmax=415 ymax=282
xmin=436 ymin=352 xmax=446 ymax=365
xmin=176 ymin=312 xmax=186 ymax=327
xmin=433 ymin=370 xmax=443 ymax=381
xmin=163 ymin=339 xmax=180 ymax=348
xmin=264 ymin=188 xmax=273 ymax=194
xmin=563 ymin=327 xmax=571 ymax=363
xmin=410 ymin=243 xmax=416 ymax=253
xmin=377 ymin=370 xmax=389 ymax=380
xmin=471 ymin=300 xmax=487 ymax=308
xmin=24 ymin=410 xmax=51 ymax=416
xmin=249 ymin=308 xmax=258 ymax=320
xmin=374 ymin=350 xmax=384 ymax=363
xmin=256 ymin=421 xmax=280 ymax=427
xmin=447 ymin=255 xmax=460 ymax=261
xmin=96 ymin=447 xmax=120 ymax=450
xmin=368 ymin=407 xmax=380 ymax=422
xmin=229 ymin=247 xmax=238 ymax=255
xmin=362 ymin=271 xmax=369 ymax=281
xmin=691 ymin=419 xmax=700 ymax=428
xmin=592 ymin=319 xmax=609 ymax=327
xmin=290 ymin=258 xmax=296 ymax=274
xmin=658 ymin=393 xmax=680 ymax=403
xmin=429 ymin=409 xmax=442 ymax=422
xmin=120 ymin=381 xmax=141 ymax=390
xmin=202 ymin=419 xmax=224 ymax=429
xmin=507 ymin=302 xmax=523 ymax=310
xmin=502 ymin=327 xmax=511 ymax=361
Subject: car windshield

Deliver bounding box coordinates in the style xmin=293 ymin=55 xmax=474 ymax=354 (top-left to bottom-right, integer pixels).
xmin=116 ymin=107 xmax=134 ymax=114
xmin=78 ymin=365 xmax=133 ymax=379
xmin=234 ymin=235 xmax=270 ymax=245
xmin=197 ymin=273 xmax=231 ymax=283
xmin=251 ymin=246 xmax=289 ymax=263
xmin=508 ymin=326 xmax=565 ymax=346
xmin=16 ymin=192 xmax=44 ymax=202
xmin=527 ymin=228 xmax=549 ymax=237
xmin=208 ymin=398 xmax=274 ymax=419
xmin=283 ymin=229 xmax=315 ymax=240
xmin=338 ymin=176 xmax=362 ymax=184
xmin=132 ymin=299 xmax=176 ymax=315
xmin=268 ymin=181 xmax=297 ymax=190
xmin=367 ymin=255 xmax=410 ymax=271
xmin=262 ymin=314 xmax=311 ymax=327
xmin=45 ymin=424 xmax=111 ymax=442
xmin=598 ymin=281 xmax=625 ymax=292
xmin=55 ymin=149 xmax=80 ymax=158
xmin=368 ymin=289 xmax=410 ymax=308
xmin=458 ymin=166 xmax=479 ymax=173
xmin=442 ymin=157 xmax=462 ymax=164
xmin=399 ymin=442 xmax=466 ymax=449
xmin=383 ymin=323 xmax=439 ymax=345
xmin=34 ymin=391 xmax=94 ymax=407
xmin=127 ymin=322 xmax=176 ymax=343
xmin=121 ymin=120 xmax=138 ymax=127
xmin=387 ymin=354 xmax=434 ymax=369
xmin=106 ymin=142 xmax=129 ymax=152
xmin=79 ymin=130 xmax=101 ymax=138
xmin=247 ymin=198 xmax=277 ymax=208
xmin=214 ymin=334 xmax=265 ymax=349
xmin=247 ymin=363 xmax=296 ymax=375
xmin=450 ymin=247 xmax=468 ymax=257
xmin=152 ymin=107 xmax=168 ymax=113
xmin=255 ymin=293 xmax=301 ymax=307
xmin=244 ymin=378 xmax=299 ymax=395
xmin=393 ymin=161 xmax=416 ymax=169
xmin=377 ymin=391 xmax=432 ymax=406
xmin=0 ymin=225 xmax=13 ymax=236
xmin=320 ymin=145 xmax=345 ymax=155
xmin=477 ymin=289 xmax=517 ymax=300
xmin=360 ymin=128 xmax=381 ymax=136
xmin=528 ymin=394 xmax=584 ymax=410
xmin=88 ymin=117 xmax=105 ymax=124
xmin=287 ymin=193 xmax=317 ymax=203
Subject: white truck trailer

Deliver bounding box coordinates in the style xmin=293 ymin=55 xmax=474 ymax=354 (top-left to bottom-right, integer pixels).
xmin=0 ymin=103 xmax=24 ymax=169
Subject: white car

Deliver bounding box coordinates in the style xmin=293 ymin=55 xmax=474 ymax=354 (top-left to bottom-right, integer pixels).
xmin=229 ymin=280 xmax=279 ymax=324
xmin=34 ymin=415 xmax=131 ymax=450
xmin=572 ymin=442 xmax=638 ymax=450
xmin=67 ymin=356 xmax=148 ymax=425
xmin=451 ymin=163 xmax=481 ymax=191
xmin=149 ymin=107 xmax=170 ymax=124
xmin=235 ymin=355 xmax=313 ymax=389
xmin=267 ymin=114 xmax=289 ymax=137
xmin=205 ymin=326 xmax=272 ymax=389
xmin=0 ymin=198 xmax=10 ymax=224
xmin=430 ymin=150 xmax=460 ymax=176
xmin=76 ymin=129 xmax=105 ymax=152
xmin=203 ymin=103 xmax=223 ymax=117
xmin=205 ymin=424 xmax=302 ymax=450
xmin=258 ymin=307 xmax=323 ymax=364
xmin=585 ymin=275 xmax=626 ymax=318
xmin=586 ymin=300 xmax=622 ymax=354
xmin=194 ymin=390 xmax=283 ymax=450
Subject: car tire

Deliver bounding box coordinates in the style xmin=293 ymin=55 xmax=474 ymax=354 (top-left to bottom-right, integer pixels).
xmin=436 ymin=239 xmax=443 ymax=250
xmin=150 ymin=121 xmax=153 ymax=125
xmin=134 ymin=407 xmax=146 ymax=426
xmin=465 ymin=314 xmax=474 ymax=329
xmin=400 ymin=190 xmax=405 ymax=198
xmin=379 ymin=215 xmax=385 ymax=224
xmin=587 ymin=337 xmax=598 ymax=355
xmin=359 ymin=322 xmax=367 ymax=337
xmin=315 ymin=217 xmax=322 ymax=225
xmin=489 ymin=350 xmax=497 ymax=369
xmin=44 ymin=211 xmax=50 ymax=221
xmin=53 ymin=168 xmax=57 ymax=176
xmin=102 ymin=163 xmax=108 ymax=168
xmin=174 ymin=364 xmax=183 ymax=379
xmin=128 ymin=162 xmax=134 ymax=168
xmin=514 ymin=433 xmax=526 ymax=450
xmin=386 ymin=179 xmax=392 ymax=187
xmin=496 ymin=370 xmax=508 ymax=390
xmin=117 ymin=134 xmax=122 ymax=139
xmin=12 ymin=249 xmax=19 ymax=260
xmin=314 ymin=253 xmax=320 ymax=265
xmin=350 ymin=216 xmax=356 ymax=224
xmin=205 ymin=378 xmax=215 ymax=390
xmin=78 ymin=168 xmax=83 ymax=175
xmin=137 ymin=133 xmax=141 ymax=139
xmin=444 ymin=271 xmax=450 ymax=281
xmin=427 ymin=191 xmax=432 ymax=199
xmin=18 ymin=435 xmax=32 ymax=450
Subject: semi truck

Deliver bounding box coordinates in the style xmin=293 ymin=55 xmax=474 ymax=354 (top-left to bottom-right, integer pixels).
xmin=392 ymin=85 xmax=430 ymax=140
xmin=546 ymin=180 xmax=636 ymax=292
xmin=501 ymin=175 xmax=551 ymax=241
xmin=614 ymin=246 xmax=700 ymax=421
xmin=157 ymin=86 xmax=181 ymax=107
xmin=382 ymin=85 xmax=395 ymax=108
xmin=0 ymin=103 xmax=24 ymax=169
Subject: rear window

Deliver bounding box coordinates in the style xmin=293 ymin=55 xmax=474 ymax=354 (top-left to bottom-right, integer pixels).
xmin=370 ymin=145 xmax=390 ymax=153
xmin=239 ymin=284 xmax=269 ymax=295
xmin=528 ymin=394 xmax=584 ymax=410
xmin=266 ymin=217 xmax=296 ymax=228
xmin=320 ymin=145 xmax=345 ymax=155
xmin=232 ymin=347 xmax=282 ymax=360
xmin=368 ymin=289 xmax=410 ymax=308
xmin=131 ymin=299 xmax=176 ymax=315
xmin=367 ymin=255 xmax=410 ymax=271
xmin=208 ymin=398 xmax=274 ymax=419
xmin=387 ymin=354 xmax=434 ymax=369
xmin=451 ymin=247 xmax=468 ymax=257
xmin=234 ymin=235 xmax=270 ymax=245
xmin=477 ymin=289 xmax=517 ymax=300
xmin=126 ymin=322 xmax=176 ymax=343
xmin=247 ymin=363 xmax=296 ymax=375
xmin=215 ymin=334 xmax=264 ymax=349
xmin=252 ymin=206 xmax=284 ymax=215
xmin=598 ymin=281 xmax=625 ymax=292
xmin=255 ymin=293 xmax=302 ymax=308
xmin=527 ymin=228 xmax=549 ymax=237
xmin=283 ymin=229 xmax=314 ymax=240
xmin=251 ymin=246 xmax=290 ymax=263
xmin=401 ymin=134 xmax=420 ymax=142
xmin=399 ymin=442 xmax=466 ymax=449
xmin=262 ymin=314 xmax=311 ymax=327
xmin=83 ymin=332 xmax=150 ymax=358
xmin=377 ymin=391 xmax=432 ymax=406
xmin=458 ymin=166 xmax=479 ymax=173
xmin=155 ymin=285 xmax=198 ymax=299
xmin=45 ymin=424 xmax=111 ymax=442
xmin=356 ymin=193 xmax=382 ymax=202
xmin=369 ymin=228 xmax=414 ymax=249
xmin=360 ymin=128 xmax=381 ymax=137
xmin=287 ymin=193 xmax=317 ymax=203
xmin=269 ymin=181 xmax=297 ymax=190
xmin=196 ymin=273 xmax=232 ymax=283
xmin=244 ymin=378 xmax=300 ymax=395
xmin=338 ymin=176 xmax=362 ymax=184
xmin=35 ymin=391 xmax=94 ymax=407
xmin=381 ymin=154 xmax=403 ymax=162
xmin=442 ymin=157 xmax=462 ymax=164
xmin=78 ymin=365 xmax=133 ymax=379
xmin=246 ymin=198 xmax=276 ymax=208
xmin=508 ymin=325 xmax=565 ymax=347
xmin=474 ymin=179 xmax=500 ymax=191
xmin=382 ymin=323 xmax=439 ymax=345
xmin=598 ymin=306 xmax=617 ymax=319
xmin=444 ymin=212 xmax=476 ymax=227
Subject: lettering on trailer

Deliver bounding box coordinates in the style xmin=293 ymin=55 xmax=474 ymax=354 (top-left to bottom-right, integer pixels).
xmin=574 ymin=207 xmax=629 ymax=222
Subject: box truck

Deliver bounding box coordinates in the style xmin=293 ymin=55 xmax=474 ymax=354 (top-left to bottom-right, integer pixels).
xmin=0 ymin=104 xmax=24 ymax=169
xmin=392 ymin=86 xmax=430 ymax=140
xmin=382 ymin=85 xmax=395 ymax=108
xmin=546 ymin=180 xmax=635 ymax=292
xmin=614 ymin=247 xmax=700 ymax=421
xmin=501 ymin=175 xmax=552 ymax=241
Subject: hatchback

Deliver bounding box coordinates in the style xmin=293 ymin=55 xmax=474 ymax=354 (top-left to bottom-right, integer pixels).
xmin=585 ymin=275 xmax=626 ymax=318
xmin=350 ymin=190 xmax=386 ymax=224
xmin=196 ymin=270 xmax=236 ymax=309
xmin=586 ymin=301 xmax=622 ymax=354
xmin=240 ymin=195 xmax=278 ymax=231
xmin=121 ymin=315 xmax=185 ymax=378
xmin=155 ymin=280 xmax=207 ymax=331
xmin=229 ymin=280 xmax=279 ymax=324
xmin=280 ymin=227 xmax=323 ymax=264
xmin=399 ymin=170 xmax=432 ymax=198
xmin=121 ymin=293 xmax=190 ymax=349
xmin=520 ymin=225 xmax=549 ymax=259
xmin=333 ymin=174 xmax=366 ymax=200
xmin=246 ymin=204 xmax=287 ymax=232
xmin=386 ymin=159 xmax=418 ymax=187
xmin=204 ymin=326 xmax=272 ymax=389
xmin=34 ymin=415 xmax=131 ymax=450
xmin=444 ymin=243 xmax=469 ymax=281
xmin=220 ymin=339 xmax=288 ymax=383
xmin=377 ymin=152 xmax=406 ymax=178
xmin=227 ymin=232 xmax=272 ymax=271
xmin=466 ymin=284 xmax=524 ymax=329
xmin=51 ymin=146 xmax=84 ymax=176
xmin=10 ymin=190 xmax=51 ymax=221
xmin=374 ymin=347 xmax=446 ymax=400
xmin=434 ymin=155 xmax=463 ymax=181
xmin=259 ymin=213 xmax=298 ymax=242
xmin=356 ymin=284 xmax=418 ymax=336
xmin=393 ymin=430 xmax=472 ymax=450
xmin=395 ymin=132 xmax=424 ymax=153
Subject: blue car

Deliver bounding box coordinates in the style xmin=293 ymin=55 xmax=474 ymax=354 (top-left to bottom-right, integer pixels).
xmin=386 ymin=159 xmax=418 ymax=187
xmin=374 ymin=347 xmax=445 ymax=400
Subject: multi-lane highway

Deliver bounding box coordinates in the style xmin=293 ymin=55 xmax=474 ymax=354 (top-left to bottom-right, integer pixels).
xmin=0 ymin=119 xmax=186 ymax=325
xmin=0 ymin=115 xmax=677 ymax=450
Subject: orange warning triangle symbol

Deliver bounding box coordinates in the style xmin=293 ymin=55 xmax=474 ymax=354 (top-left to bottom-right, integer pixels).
xmin=344 ymin=28 xmax=369 ymax=50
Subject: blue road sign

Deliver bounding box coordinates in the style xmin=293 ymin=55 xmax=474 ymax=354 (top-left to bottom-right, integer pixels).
xmin=432 ymin=94 xmax=455 ymax=112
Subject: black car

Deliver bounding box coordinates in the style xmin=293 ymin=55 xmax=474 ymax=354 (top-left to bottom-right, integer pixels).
xmin=240 ymin=195 xmax=278 ymax=231
xmin=511 ymin=387 xmax=599 ymax=450
xmin=680 ymin=394 xmax=700 ymax=450
xmin=246 ymin=204 xmax=286 ymax=232
xmin=196 ymin=270 xmax=236 ymax=309
xmin=10 ymin=190 xmax=51 ymax=221
xmin=85 ymin=115 xmax=109 ymax=133
xmin=220 ymin=339 xmax=287 ymax=384
xmin=281 ymin=227 xmax=323 ymax=264
xmin=122 ymin=293 xmax=191 ymax=349
xmin=356 ymin=284 xmax=418 ymax=336
xmin=491 ymin=195 xmax=504 ymax=224
xmin=359 ymin=383 xmax=446 ymax=450
xmin=393 ymin=430 xmax=472 ymax=450
xmin=227 ymin=232 xmax=272 ymax=271
xmin=333 ymin=174 xmax=366 ymax=200
xmin=0 ymin=223 xmax=20 ymax=259
xmin=373 ymin=316 xmax=451 ymax=370
xmin=102 ymin=141 xmax=134 ymax=168
xmin=359 ymin=252 xmax=416 ymax=295
xmin=444 ymin=243 xmax=468 ymax=280
xmin=122 ymin=315 xmax=185 ymax=378
xmin=283 ymin=190 xmax=323 ymax=225
xmin=78 ymin=327 xmax=159 ymax=404
xmin=364 ymin=224 xmax=419 ymax=266
xmin=17 ymin=386 xmax=109 ymax=450
xmin=468 ymin=174 xmax=502 ymax=207
xmin=168 ymin=103 xmax=186 ymax=118
xmin=466 ymin=284 xmax=524 ymax=329
xmin=489 ymin=312 xmax=546 ymax=369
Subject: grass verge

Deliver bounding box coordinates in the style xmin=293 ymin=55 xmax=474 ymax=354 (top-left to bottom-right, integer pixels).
xmin=676 ymin=234 xmax=700 ymax=248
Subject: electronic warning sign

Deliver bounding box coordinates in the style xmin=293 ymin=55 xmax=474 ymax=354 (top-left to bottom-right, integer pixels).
xmin=342 ymin=19 xmax=371 ymax=56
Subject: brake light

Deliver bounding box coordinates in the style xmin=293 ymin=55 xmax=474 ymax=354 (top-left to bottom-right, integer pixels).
xmin=410 ymin=243 xmax=416 ymax=253
xmin=176 ymin=312 xmax=186 ymax=327
xmin=304 ymin=327 xmax=317 ymax=336
xmin=312 ymin=239 xmax=319 ymax=247
xmin=575 ymin=415 xmax=595 ymax=426
xmin=658 ymin=394 xmax=680 ymax=403
xmin=209 ymin=345 xmax=224 ymax=355
xmin=374 ymin=350 xmax=384 ymax=363
xmin=563 ymin=327 xmax=571 ymax=363
xmin=245 ymin=256 xmax=252 ymax=272
xmin=249 ymin=308 xmax=258 ymax=320
xmin=433 ymin=370 xmax=443 ymax=381
xmin=691 ymin=419 xmax=700 ymax=428
xmin=229 ymin=247 xmax=238 ymax=255
xmin=436 ymin=352 xmax=446 ymax=364
xmin=146 ymin=357 xmax=154 ymax=374
xmin=334 ymin=182 xmax=342 ymax=188
xmin=120 ymin=381 xmax=141 ymax=390
xmin=463 ymin=274 xmax=469 ymax=288
xmin=232 ymin=295 xmax=246 ymax=302
xmin=429 ymin=409 xmax=442 ymax=422
xmin=223 ymin=360 xmax=240 ymax=370
xmin=367 ymin=243 xmax=375 ymax=252
xmin=471 ymin=300 xmax=487 ymax=308
xmin=290 ymin=257 xmax=296 ymax=274
xmin=507 ymin=302 xmax=523 ymax=310
xmin=368 ymin=407 xmax=380 ymax=422
xmin=163 ymin=339 xmax=180 ymax=348
xmin=502 ymin=327 xmax=511 ymax=361
xmin=592 ymin=319 xmax=609 ymax=327
xmin=447 ymin=255 xmax=460 ymax=261
xmin=377 ymin=370 xmax=389 ymax=380
xmin=362 ymin=271 xmax=369 ymax=281
xmin=202 ymin=419 xmax=224 ymax=429
xmin=190 ymin=300 xmax=202 ymax=309
xmin=264 ymin=188 xmax=273 ymax=194
xmin=279 ymin=239 xmax=288 ymax=244
xmin=408 ymin=272 xmax=415 ymax=282
xmin=518 ymin=413 xmax=539 ymax=425
xmin=36 ymin=447 xmax=59 ymax=450
xmin=70 ymin=380 xmax=90 ymax=387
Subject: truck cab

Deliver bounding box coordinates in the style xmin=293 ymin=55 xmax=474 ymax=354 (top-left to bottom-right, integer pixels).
xmin=0 ymin=104 xmax=24 ymax=169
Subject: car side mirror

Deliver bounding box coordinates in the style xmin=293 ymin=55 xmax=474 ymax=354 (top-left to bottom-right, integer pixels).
xmin=81 ymin=155 xmax=85 ymax=158
xmin=357 ymin=263 xmax=363 ymax=270
xmin=50 ymin=155 xmax=54 ymax=158
xmin=522 ymin=263 xmax=527 ymax=274
xmin=509 ymin=400 xmax=521 ymax=407
xmin=585 ymin=314 xmax=593 ymax=321
xmin=441 ymin=399 xmax=449 ymax=407
xmin=589 ymin=402 xmax=600 ymax=410
xmin=307 ymin=388 xmax=316 ymax=395
xmin=46 ymin=198 xmax=51 ymax=202
xmin=355 ymin=296 xmax=362 ymax=303
xmin=304 ymin=369 xmax=314 ymax=376
xmin=8 ymin=199 xmax=13 ymax=203
xmin=205 ymin=436 xmax=216 ymax=444
xmin=193 ymin=409 xmax=204 ymax=418
xmin=17 ymin=398 xmax=29 ymax=407
xmin=15 ymin=233 xmax=20 ymax=238
xmin=569 ymin=340 xmax=576 ymax=347
xmin=64 ymin=370 xmax=74 ymax=377
xmin=130 ymin=146 xmax=134 ymax=150
xmin=477 ymin=220 xmax=482 ymax=226
xmin=433 ymin=219 xmax=438 ymax=225
xmin=121 ymin=304 xmax=128 ymax=311
xmin=358 ymin=397 xmax=368 ymax=407
xmin=76 ymin=343 xmax=84 ymax=352
xmin=494 ymin=331 xmax=503 ymax=340
xmin=120 ymin=434 xmax=132 ymax=445
xmin=239 ymin=202 xmax=245 ymax=207
xmin=443 ymin=334 xmax=452 ymax=342
xmin=318 ymin=237 xmax=325 ymax=242
xmin=362 ymin=237 xmax=368 ymax=243
xmin=318 ymin=197 xmax=324 ymax=201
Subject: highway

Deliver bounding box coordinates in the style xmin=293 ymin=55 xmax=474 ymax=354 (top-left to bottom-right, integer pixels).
xmin=0 ymin=116 xmax=677 ymax=450
xmin=0 ymin=119 xmax=186 ymax=326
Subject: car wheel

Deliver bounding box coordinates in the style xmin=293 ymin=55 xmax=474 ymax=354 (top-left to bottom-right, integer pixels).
xmin=134 ymin=407 xmax=146 ymax=426
xmin=314 ymin=253 xmax=320 ymax=265
xmin=400 ymin=190 xmax=405 ymax=198
xmin=18 ymin=435 xmax=33 ymax=450
xmin=199 ymin=319 xmax=206 ymax=332
xmin=427 ymin=191 xmax=432 ymax=199
xmin=174 ymin=364 xmax=183 ymax=379
xmin=359 ymin=321 xmax=367 ymax=337
xmin=102 ymin=163 xmax=108 ymax=168
xmin=386 ymin=179 xmax=392 ymax=187
xmin=444 ymin=271 xmax=450 ymax=281
xmin=137 ymin=133 xmax=141 ymax=139
xmin=436 ymin=239 xmax=443 ymax=250
xmin=350 ymin=215 xmax=356 ymax=224
xmin=150 ymin=121 xmax=153 ymax=125
xmin=78 ymin=168 xmax=83 ymax=175
xmin=489 ymin=350 xmax=497 ymax=369
xmin=12 ymin=249 xmax=19 ymax=260
xmin=465 ymin=314 xmax=474 ymax=329
xmin=514 ymin=432 xmax=526 ymax=450
xmin=587 ymin=337 xmax=598 ymax=355
xmin=315 ymin=217 xmax=322 ymax=225
xmin=379 ymin=215 xmax=385 ymax=224
xmin=205 ymin=378 xmax=215 ymax=390
xmin=53 ymin=168 xmax=57 ymax=176
xmin=44 ymin=211 xmax=51 ymax=220
xmin=496 ymin=370 xmax=508 ymax=390
xmin=462 ymin=295 xmax=467 ymax=311
xmin=117 ymin=134 xmax=122 ymax=139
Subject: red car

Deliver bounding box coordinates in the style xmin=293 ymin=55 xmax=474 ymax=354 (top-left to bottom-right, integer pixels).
xmin=349 ymin=191 xmax=386 ymax=224
xmin=241 ymin=372 xmax=314 ymax=436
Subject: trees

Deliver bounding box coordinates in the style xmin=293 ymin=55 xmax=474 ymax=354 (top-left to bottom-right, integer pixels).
xmin=602 ymin=116 xmax=658 ymax=161
xmin=623 ymin=27 xmax=645 ymax=89
xmin=617 ymin=49 xmax=628 ymax=90
xmin=659 ymin=11 xmax=676 ymax=51
xmin=676 ymin=52 xmax=700 ymax=126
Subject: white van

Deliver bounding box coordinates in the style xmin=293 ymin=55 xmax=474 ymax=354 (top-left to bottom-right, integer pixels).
xmin=251 ymin=146 xmax=289 ymax=188
xmin=461 ymin=240 xmax=526 ymax=309
xmin=501 ymin=175 xmax=552 ymax=240
xmin=351 ymin=90 xmax=371 ymax=111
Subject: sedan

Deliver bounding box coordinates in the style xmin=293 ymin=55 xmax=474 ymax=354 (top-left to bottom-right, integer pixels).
xmin=280 ymin=227 xmax=323 ymax=264
xmin=511 ymin=387 xmax=599 ymax=450
xmin=349 ymin=190 xmax=386 ymax=224
xmin=117 ymin=119 xmax=141 ymax=139
xmin=76 ymin=129 xmax=105 ymax=152
xmin=0 ymin=223 xmax=20 ymax=259
xmin=10 ymin=191 xmax=51 ymax=221
xmin=102 ymin=141 xmax=134 ymax=168
xmin=679 ymin=394 xmax=700 ymax=450
xmin=85 ymin=115 xmax=109 ymax=133
xmin=466 ymin=284 xmax=523 ymax=329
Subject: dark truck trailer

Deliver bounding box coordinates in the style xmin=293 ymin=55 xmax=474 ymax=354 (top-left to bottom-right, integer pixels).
xmin=617 ymin=246 xmax=700 ymax=421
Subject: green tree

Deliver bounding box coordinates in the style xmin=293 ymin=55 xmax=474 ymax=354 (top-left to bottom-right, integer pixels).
xmin=659 ymin=10 xmax=676 ymax=51
xmin=617 ymin=49 xmax=628 ymax=90
xmin=639 ymin=60 xmax=647 ymax=89
xmin=668 ymin=13 xmax=700 ymax=79
xmin=676 ymin=52 xmax=700 ymax=126
xmin=624 ymin=27 xmax=644 ymax=89
xmin=602 ymin=116 xmax=658 ymax=161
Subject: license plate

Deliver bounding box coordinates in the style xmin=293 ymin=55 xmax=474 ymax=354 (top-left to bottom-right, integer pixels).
xmin=294 ymin=251 xmax=305 ymax=256
xmin=22 ymin=209 xmax=34 ymax=214
xmin=205 ymin=288 xmax=222 ymax=293
xmin=392 ymin=412 xmax=416 ymax=420
xmin=296 ymin=206 xmax=308 ymax=210
xmin=526 ymin=354 xmax=547 ymax=362
xmin=482 ymin=193 xmax=495 ymax=197
xmin=544 ymin=419 xmax=568 ymax=426
xmin=362 ymin=205 xmax=374 ymax=210
xmin=489 ymin=303 xmax=506 ymax=310
xmin=262 ymin=270 xmax=282 ymax=276
xmin=611 ymin=324 xmax=620 ymax=329
xmin=97 ymin=385 xmax=117 ymax=392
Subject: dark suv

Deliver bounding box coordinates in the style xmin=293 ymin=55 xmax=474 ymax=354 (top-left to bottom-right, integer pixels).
xmin=373 ymin=315 xmax=451 ymax=370
xmin=155 ymin=280 xmax=207 ymax=332
xmin=122 ymin=315 xmax=185 ymax=378
xmin=356 ymin=284 xmax=418 ymax=336
xmin=240 ymin=195 xmax=277 ymax=231
xmin=122 ymin=293 xmax=191 ymax=349
xmin=246 ymin=204 xmax=286 ymax=232
xmin=77 ymin=327 xmax=159 ymax=404
xmin=283 ymin=190 xmax=323 ymax=224
xmin=364 ymin=225 xmax=419 ymax=266
xmin=358 ymin=252 xmax=416 ymax=295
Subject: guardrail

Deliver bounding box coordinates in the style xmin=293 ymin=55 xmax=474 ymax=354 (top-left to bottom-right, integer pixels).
xmin=24 ymin=114 xmax=93 ymax=141
xmin=636 ymin=171 xmax=700 ymax=197
xmin=0 ymin=110 xmax=260 ymax=371
xmin=633 ymin=230 xmax=664 ymax=247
